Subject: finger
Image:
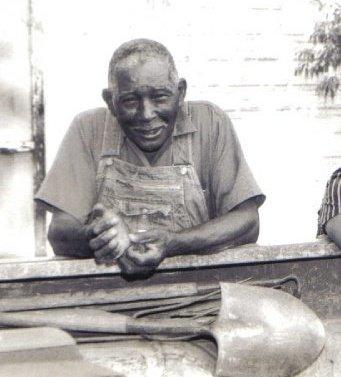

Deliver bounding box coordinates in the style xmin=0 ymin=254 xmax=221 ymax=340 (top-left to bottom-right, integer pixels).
xmin=89 ymin=227 xmax=118 ymax=250
xmin=103 ymin=258 xmax=117 ymax=267
xmin=129 ymin=230 xmax=156 ymax=244
xmin=118 ymin=256 xmax=154 ymax=276
xmin=95 ymin=254 xmax=118 ymax=266
xmin=84 ymin=224 xmax=96 ymax=240
xmin=95 ymin=255 xmax=117 ymax=267
xmin=94 ymin=238 xmax=119 ymax=260
xmin=91 ymin=203 xmax=106 ymax=219
xmin=126 ymin=248 xmax=158 ymax=267
xmin=93 ymin=216 xmax=119 ymax=235
xmin=117 ymin=257 xmax=136 ymax=275
xmin=117 ymin=254 xmax=143 ymax=275
xmin=95 ymin=254 xmax=112 ymax=265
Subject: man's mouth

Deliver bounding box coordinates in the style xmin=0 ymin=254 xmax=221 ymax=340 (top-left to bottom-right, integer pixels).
xmin=134 ymin=126 xmax=165 ymax=140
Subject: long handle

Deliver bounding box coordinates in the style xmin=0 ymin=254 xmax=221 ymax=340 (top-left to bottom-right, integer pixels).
xmin=0 ymin=276 xmax=299 ymax=312
xmin=0 ymin=309 xmax=128 ymax=333
xmin=0 ymin=308 xmax=210 ymax=337
xmin=0 ymin=282 xmax=216 ymax=312
xmin=127 ymin=316 xmax=209 ymax=337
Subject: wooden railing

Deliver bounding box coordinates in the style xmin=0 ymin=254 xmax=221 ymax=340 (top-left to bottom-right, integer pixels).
xmin=0 ymin=238 xmax=340 ymax=282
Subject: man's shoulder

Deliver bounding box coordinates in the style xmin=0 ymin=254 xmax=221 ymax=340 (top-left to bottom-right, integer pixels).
xmin=69 ymin=107 xmax=110 ymax=148
xmin=186 ymin=100 xmax=233 ymax=138
xmin=187 ymin=100 xmax=227 ymax=117
xmin=186 ymin=100 xmax=232 ymax=126
xmin=72 ymin=107 xmax=108 ymax=129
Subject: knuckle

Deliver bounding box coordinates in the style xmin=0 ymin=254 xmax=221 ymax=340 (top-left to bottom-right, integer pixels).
xmin=134 ymin=256 xmax=150 ymax=266
xmin=94 ymin=257 xmax=105 ymax=265
xmin=94 ymin=250 xmax=102 ymax=259
xmin=89 ymin=239 xmax=97 ymax=249
xmin=95 ymin=245 xmax=109 ymax=258
xmin=104 ymin=259 xmax=115 ymax=267
xmin=109 ymin=228 xmax=118 ymax=237
xmin=108 ymin=239 xmax=118 ymax=249
xmin=92 ymin=203 xmax=103 ymax=213
xmin=121 ymin=264 xmax=135 ymax=275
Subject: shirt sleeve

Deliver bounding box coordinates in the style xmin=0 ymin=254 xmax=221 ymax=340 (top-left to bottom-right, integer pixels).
xmin=317 ymin=169 xmax=341 ymax=236
xmin=209 ymin=106 xmax=265 ymax=216
xmin=35 ymin=114 xmax=97 ymax=222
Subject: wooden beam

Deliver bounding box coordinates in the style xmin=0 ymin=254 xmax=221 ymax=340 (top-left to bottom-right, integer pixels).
xmin=0 ymin=240 xmax=340 ymax=282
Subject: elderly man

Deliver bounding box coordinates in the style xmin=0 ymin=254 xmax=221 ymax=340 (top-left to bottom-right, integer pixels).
xmin=36 ymin=39 xmax=265 ymax=276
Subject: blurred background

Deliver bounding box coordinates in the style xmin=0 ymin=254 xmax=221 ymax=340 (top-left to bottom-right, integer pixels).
xmin=1 ymin=0 xmax=340 ymax=257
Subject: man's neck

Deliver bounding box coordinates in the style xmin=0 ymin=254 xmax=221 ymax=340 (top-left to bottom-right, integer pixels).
xmin=143 ymin=135 xmax=173 ymax=165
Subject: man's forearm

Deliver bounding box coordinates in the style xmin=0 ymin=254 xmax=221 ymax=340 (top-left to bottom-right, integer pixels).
xmin=48 ymin=211 xmax=93 ymax=257
xmin=166 ymin=200 xmax=259 ymax=257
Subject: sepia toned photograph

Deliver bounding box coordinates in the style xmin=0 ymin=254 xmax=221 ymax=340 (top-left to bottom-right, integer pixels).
xmin=0 ymin=0 xmax=340 ymax=376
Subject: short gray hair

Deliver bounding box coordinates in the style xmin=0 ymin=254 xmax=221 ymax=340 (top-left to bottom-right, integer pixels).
xmin=108 ymin=39 xmax=179 ymax=89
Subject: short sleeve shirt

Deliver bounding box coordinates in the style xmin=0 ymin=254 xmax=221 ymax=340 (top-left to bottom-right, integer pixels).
xmin=35 ymin=101 xmax=265 ymax=222
xmin=317 ymin=168 xmax=341 ymax=236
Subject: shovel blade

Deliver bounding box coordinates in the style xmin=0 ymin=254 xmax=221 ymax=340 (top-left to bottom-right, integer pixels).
xmin=213 ymin=283 xmax=325 ymax=377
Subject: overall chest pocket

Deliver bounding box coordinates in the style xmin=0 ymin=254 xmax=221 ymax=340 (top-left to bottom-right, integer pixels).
xmin=114 ymin=178 xmax=184 ymax=204
xmin=119 ymin=200 xmax=174 ymax=232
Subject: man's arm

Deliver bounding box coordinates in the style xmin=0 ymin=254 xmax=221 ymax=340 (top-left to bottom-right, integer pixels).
xmin=127 ymin=198 xmax=260 ymax=268
xmin=48 ymin=210 xmax=93 ymax=258
xmin=48 ymin=206 xmax=138 ymax=275
xmin=167 ymin=198 xmax=259 ymax=255
xmin=326 ymin=215 xmax=341 ymax=248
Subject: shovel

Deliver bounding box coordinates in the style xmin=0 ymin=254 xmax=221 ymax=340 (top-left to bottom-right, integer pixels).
xmin=0 ymin=282 xmax=325 ymax=377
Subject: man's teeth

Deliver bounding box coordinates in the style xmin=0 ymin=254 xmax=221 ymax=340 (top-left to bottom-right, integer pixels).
xmin=142 ymin=128 xmax=161 ymax=136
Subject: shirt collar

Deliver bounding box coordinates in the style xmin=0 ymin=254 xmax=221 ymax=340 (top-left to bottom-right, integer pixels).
xmin=173 ymin=102 xmax=197 ymax=136
xmin=101 ymin=102 xmax=196 ymax=157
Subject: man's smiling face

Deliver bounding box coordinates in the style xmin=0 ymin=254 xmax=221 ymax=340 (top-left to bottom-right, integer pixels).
xmin=111 ymin=56 xmax=186 ymax=152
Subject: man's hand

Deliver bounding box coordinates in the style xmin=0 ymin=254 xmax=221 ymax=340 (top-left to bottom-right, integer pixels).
xmin=87 ymin=203 xmax=131 ymax=265
xmin=126 ymin=229 xmax=172 ymax=269
xmin=116 ymin=251 xmax=155 ymax=278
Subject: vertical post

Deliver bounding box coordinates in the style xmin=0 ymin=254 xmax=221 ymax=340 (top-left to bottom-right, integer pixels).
xmin=28 ymin=0 xmax=46 ymax=257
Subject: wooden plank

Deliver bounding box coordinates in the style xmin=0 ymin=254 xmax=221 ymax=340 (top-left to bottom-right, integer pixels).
xmin=0 ymin=240 xmax=340 ymax=282
xmin=0 ymin=327 xmax=75 ymax=353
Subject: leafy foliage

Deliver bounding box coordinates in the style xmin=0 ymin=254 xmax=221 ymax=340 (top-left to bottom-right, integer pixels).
xmin=295 ymin=4 xmax=341 ymax=99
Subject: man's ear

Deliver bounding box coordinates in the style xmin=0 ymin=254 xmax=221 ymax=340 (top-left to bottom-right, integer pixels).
xmin=178 ymin=78 xmax=187 ymax=104
xmin=102 ymin=88 xmax=116 ymax=116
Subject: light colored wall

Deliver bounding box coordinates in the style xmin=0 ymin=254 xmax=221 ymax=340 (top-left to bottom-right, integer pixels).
xmin=0 ymin=0 xmax=34 ymax=257
xmin=42 ymin=0 xmax=341 ymax=245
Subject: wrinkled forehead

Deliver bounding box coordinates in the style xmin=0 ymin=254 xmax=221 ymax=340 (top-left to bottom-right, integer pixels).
xmin=111 ymin=54 xmax=176 ymax=92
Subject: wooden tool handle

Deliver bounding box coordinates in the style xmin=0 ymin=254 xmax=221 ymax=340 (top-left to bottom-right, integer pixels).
xmin=0 ymin=308 xmax=210 ymax=337
xmin=0 ymin=309 xmax=128 ymax=333
xmin=127 ymin=316 xmax=210 ymax=337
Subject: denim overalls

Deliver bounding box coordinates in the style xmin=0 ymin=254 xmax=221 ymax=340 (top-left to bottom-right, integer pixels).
xmin=96 ymin=111 xmax=209 ymax=233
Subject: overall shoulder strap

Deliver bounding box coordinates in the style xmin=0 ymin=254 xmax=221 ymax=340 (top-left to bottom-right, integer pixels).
xmin=172 ymin=132 xmax=193 ymax=166
xmin=100 ymin=110 xmax=123 ymax=158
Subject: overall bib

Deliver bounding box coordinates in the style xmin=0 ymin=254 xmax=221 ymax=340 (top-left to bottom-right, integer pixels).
xmin=95 ymin=119 xmax=209 ymax=234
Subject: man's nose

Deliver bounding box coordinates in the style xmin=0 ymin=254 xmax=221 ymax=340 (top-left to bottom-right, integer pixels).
xmin=139 ymin=98 xmax=156 ymax=121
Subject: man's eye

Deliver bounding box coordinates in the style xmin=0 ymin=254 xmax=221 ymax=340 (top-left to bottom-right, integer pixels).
xmin=151 ymin=94 xmax=169 ymax=102
xmin=122 ymin=98 xmax=138 ymax=106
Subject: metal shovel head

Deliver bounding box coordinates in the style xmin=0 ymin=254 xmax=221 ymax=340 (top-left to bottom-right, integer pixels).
xmin=212 ymin=282 xmax=325 ymax=377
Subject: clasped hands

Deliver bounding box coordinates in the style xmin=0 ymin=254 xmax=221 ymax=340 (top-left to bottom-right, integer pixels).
xmin=85 ymin=203 xmax=171 ymax=276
